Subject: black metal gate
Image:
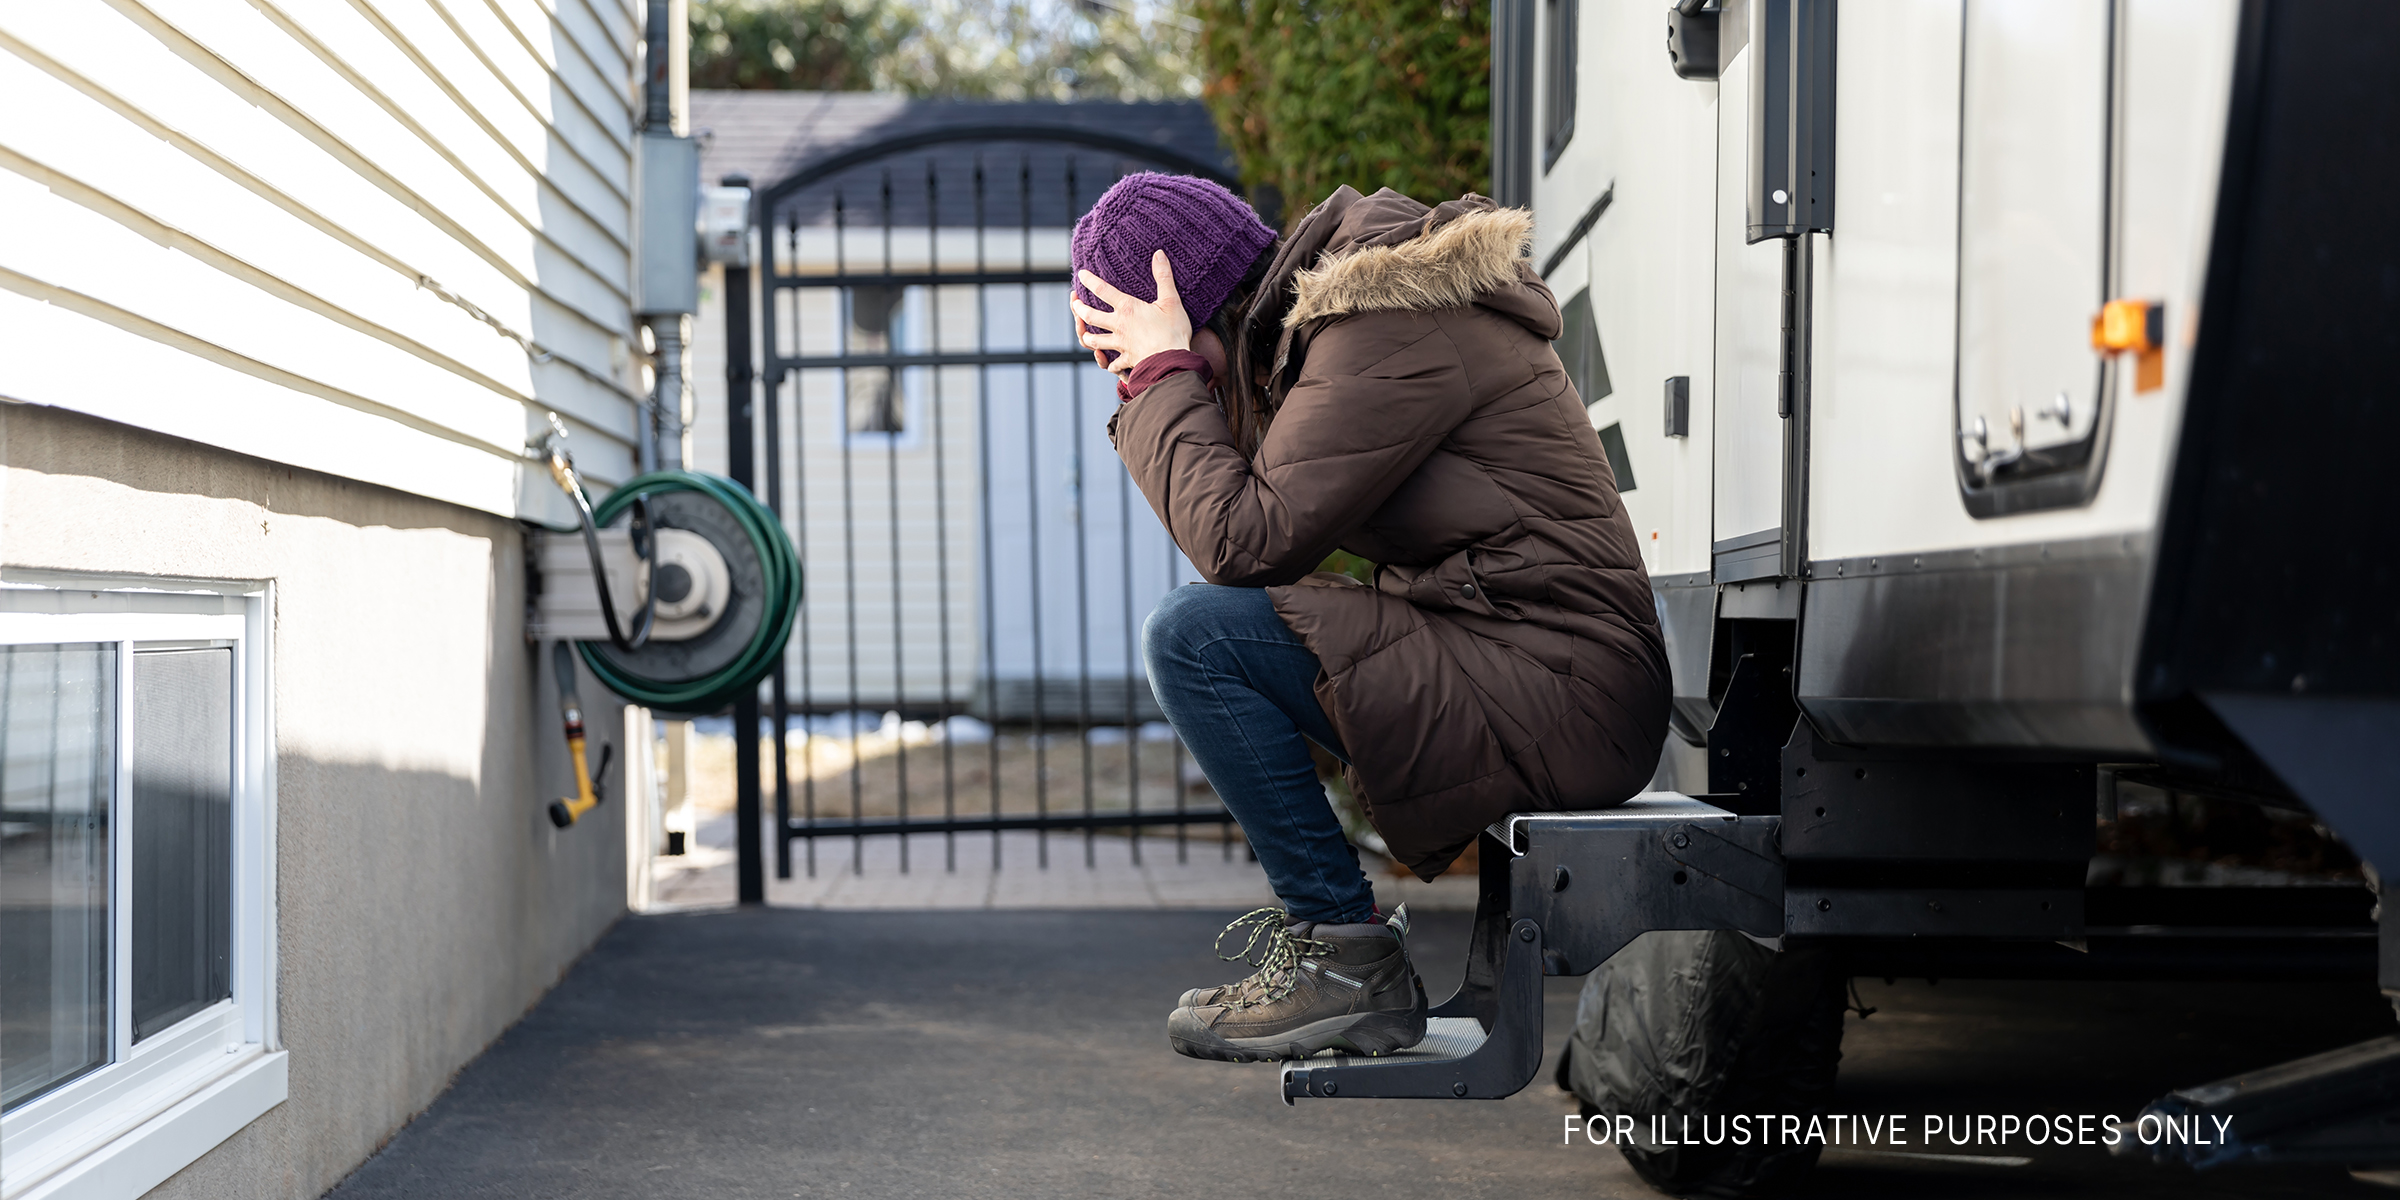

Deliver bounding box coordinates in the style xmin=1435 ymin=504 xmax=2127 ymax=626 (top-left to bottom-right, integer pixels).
xmin=722 ymin=127 xmax=1252 ymax=900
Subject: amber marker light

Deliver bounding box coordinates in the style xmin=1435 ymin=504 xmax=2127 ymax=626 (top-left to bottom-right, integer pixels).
xmin=2092 ymin=298 xmax=2167 ymax=394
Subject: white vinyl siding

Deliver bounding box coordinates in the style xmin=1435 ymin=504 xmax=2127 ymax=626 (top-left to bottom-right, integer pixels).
xmin=0 ymin=0 xmax=643 ymax=522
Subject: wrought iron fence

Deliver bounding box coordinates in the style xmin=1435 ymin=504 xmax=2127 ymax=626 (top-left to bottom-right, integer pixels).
xmin=720 ymin=129 xmax=1256 ymax=897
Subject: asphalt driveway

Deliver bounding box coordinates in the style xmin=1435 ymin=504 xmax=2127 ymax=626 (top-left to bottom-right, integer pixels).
xmin=327 ymin=908 xmax=2391 ymax=1199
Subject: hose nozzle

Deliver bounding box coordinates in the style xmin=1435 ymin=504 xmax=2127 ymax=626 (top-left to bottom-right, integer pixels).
xmin=547 ymin=640 xmax=608 ymax=828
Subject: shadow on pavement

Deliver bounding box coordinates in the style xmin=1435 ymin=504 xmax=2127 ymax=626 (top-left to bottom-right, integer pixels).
xmin=327 ymin=909 xmax=2391 ymax=1199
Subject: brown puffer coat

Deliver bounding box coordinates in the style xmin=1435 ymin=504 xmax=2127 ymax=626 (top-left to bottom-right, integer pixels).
xmin=1108 ymin=186 xmax=1669 ymax=879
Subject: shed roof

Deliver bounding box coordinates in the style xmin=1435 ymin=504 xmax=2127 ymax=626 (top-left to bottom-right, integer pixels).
xmin=691 ymin=92 xmax=1237 ymax=229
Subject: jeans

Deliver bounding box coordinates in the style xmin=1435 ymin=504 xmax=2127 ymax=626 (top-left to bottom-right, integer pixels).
xmin=1141 ymin=584 xmax=1377 ymax=924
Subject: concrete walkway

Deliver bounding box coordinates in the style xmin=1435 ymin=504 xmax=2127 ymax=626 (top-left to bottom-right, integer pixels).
xmin=327 ymin=909 xmax=2387 ymax=1199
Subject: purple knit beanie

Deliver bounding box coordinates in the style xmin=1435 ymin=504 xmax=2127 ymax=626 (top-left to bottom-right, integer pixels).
xmin=1071 ymin=173 xmax=1278 ymax=331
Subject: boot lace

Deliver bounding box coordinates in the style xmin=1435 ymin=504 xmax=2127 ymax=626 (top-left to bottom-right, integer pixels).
xmin=1211 ymin=907 xmax=1337 ymax=1009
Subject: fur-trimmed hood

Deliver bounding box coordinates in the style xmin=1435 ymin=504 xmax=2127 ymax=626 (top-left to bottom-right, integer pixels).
xmin=1232 ymin=190 xmax=1559 ymax=386
xmin=1285 ymin=204 xmax=1538 ymax=326
xmin=1216 ymin=187 xmax=1564 ymax=454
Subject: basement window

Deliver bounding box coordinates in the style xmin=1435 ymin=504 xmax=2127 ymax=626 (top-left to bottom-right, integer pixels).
xmin=0 ymin=586 xmax=284 ymax=1200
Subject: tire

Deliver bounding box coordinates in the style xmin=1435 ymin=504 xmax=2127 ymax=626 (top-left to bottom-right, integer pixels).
xmin=1559 ymin=931 xmax=1848 ymax=1198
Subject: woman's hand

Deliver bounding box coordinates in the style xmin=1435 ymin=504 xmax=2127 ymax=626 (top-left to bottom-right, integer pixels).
xmin=1071 ymin=251 xmax=1192 ymax=377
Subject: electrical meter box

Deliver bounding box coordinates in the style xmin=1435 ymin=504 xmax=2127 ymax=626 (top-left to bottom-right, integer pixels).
xmin=635 ymin=132 xmax=700 ymax=316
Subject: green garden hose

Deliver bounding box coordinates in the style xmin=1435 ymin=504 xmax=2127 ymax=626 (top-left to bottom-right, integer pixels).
xmin=574 ymin=470 xmax=802 ymax=715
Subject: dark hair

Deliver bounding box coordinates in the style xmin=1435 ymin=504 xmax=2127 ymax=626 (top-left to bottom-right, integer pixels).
xmin=1207 ymin=241 xmax=1282 ymax=455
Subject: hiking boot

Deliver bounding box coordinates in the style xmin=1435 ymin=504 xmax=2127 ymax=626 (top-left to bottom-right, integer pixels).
xmin=1177 ymin=905 xmax=1416 ymax=1009
xmin=1167 ymin=906 xmax=1426 ymax=1062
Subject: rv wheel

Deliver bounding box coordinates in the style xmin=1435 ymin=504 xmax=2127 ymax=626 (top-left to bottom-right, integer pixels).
xmin=1560 ymin=930 xmax=1847 ymax=1198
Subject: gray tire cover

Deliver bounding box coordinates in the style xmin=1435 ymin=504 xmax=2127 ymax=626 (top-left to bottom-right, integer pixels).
xmin=1564 ymin=930 xmax=1779 ymax=1122
xmin=1562 ymin=929 xmax=1844 ymax=1197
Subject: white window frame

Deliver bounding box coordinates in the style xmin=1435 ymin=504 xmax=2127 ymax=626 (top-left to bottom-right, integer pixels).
xmin=0 ymin=583 xmax=283 ymax=1200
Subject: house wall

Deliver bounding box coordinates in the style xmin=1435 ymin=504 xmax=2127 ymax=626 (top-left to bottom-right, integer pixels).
xmin=0 ymin=2 xmax=647 ymax=1190
xmin=0 ymin=403 xmax=626 ymax=1199
xmin=0 ymin=0 xmax=646 ymax=529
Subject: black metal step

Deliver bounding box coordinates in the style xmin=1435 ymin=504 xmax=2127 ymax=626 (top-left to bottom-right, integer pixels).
xmin=1282 ymin=917 xmax=1545 ymax=1103
xmin=1283 ymin=797 xmax=1767 ymax=1103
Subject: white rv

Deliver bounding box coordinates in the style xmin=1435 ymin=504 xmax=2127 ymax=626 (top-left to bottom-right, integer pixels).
xmin=1284 ymin=0 xmax=2400 ymax=1188
xmin=1527 ymin=0 xmax=2255 ymax=769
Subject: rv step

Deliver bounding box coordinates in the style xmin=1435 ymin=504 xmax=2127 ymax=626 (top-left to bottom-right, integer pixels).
xmin=1354 ymin=1016 xmax=1487 ymax=1063
xmin=1282 ymin=798 xmax=1774 ymax=1104
xmin=1271 ymin=1019 xmax=1491 ymax=1104
xmin=1282 ymin=914 xmax=1546 ymax=1103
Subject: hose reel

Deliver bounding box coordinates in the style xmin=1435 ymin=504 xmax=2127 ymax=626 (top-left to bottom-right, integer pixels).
xmin=578 ymin=471 xmax=801 ymax=713
xmin=534 ymin=425 xmax=802 ymax=719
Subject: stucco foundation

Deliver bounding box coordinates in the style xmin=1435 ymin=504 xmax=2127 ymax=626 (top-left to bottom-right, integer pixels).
xmin=1 ymin=403 xmax=627 ymax=1198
